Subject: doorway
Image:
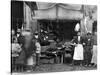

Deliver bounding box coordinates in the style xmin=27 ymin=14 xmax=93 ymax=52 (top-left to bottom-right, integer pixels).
xmin=38 ymin=20 xmax=79 ymax=41
xmin=58 ymin=20 xmax=79 ymax=41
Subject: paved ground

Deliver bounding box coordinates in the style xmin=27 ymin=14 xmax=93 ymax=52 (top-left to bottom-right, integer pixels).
xmin=12 ymin=64 xmax=97 ymax=75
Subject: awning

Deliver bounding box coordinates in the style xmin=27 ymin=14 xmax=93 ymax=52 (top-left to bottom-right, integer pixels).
xmin=33 ymin=3 xmax=83 ymax=20
xmin=34 ymin=6 xmax=57 ymax=20
xmin=58 ymin=7 xmax=83 ymax=20
xmin=36 ymin=2 xmax=82 ymax=10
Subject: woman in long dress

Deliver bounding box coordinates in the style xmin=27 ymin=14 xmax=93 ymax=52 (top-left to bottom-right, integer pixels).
xmin=72 ymin=32 xmax=84 ymax=66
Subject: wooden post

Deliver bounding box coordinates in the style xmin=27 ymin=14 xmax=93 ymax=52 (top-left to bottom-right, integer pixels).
xmin=23 ymin=2 xmax=26 ymax=30
xmin=80 ymin=5 xmax=86 ymax=36
xmin=61 ymin=53 xmax=63 ymax=64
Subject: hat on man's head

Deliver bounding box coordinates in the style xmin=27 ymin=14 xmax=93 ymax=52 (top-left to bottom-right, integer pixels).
xmin=17 ymin=29 xmax=21 ymax=33
xmin=35 ymin=31 xmax=38 ymax=33
xmin=87 ymin=31 xmax=92 ymax=35
xmin=34 ymin=31 xmax=38 ymax=35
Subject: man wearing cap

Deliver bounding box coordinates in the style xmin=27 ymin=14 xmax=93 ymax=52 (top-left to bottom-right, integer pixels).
xmin=83 ymin=32 xmax=94 ymax=66
xmin=34 ymin=32 xmax=41 ymax=66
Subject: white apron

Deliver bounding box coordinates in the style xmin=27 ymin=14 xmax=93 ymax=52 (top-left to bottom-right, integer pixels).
xmin=73 ymin=44 xmax=84 ymax=60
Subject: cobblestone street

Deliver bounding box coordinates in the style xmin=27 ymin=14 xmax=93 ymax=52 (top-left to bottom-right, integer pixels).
xmin=12 ymin=64 xmax=97 ymax=75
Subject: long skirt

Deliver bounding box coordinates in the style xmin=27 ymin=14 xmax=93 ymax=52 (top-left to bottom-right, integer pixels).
xmin=15 ymin=50 xmax=36 ymax=66
xmin=15 ymin=50 xmax=26 ymax=65
xmin=73 ymin=44 xmax=84 ymax=60
xmin=91 ymin=45 xmax=97 ymax=64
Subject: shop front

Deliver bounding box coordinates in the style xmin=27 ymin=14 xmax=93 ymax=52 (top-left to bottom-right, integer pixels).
xmin=32 ymin=3 xmax=83 ymax=41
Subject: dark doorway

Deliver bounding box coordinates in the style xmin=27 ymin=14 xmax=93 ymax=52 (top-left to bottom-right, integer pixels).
xmin=59 ymin=20 xmax=79 ymax=41
xmin=38 ymin=20 xmax=79 ymax=41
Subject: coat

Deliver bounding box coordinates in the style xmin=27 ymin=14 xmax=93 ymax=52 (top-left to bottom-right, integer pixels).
xmin=83 ymin=36 xmax=94 ymax=51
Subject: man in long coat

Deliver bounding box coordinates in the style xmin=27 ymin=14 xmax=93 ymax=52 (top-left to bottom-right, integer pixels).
xmin=83 ymin=32 xmax=94 ymax=66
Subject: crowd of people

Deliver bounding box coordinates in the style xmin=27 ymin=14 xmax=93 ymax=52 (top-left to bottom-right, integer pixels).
xmin=71 ymin=31 xmax=97 ymax=67
xmin=11 ymin=29 xmax=41 ymax=72
xmin=11 ymin=28 xmax=97 ymax=72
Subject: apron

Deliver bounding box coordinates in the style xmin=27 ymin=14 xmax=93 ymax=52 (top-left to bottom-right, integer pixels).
xmin=73 ymin=36 xmax=84 ymax=60
xmin=73 ymin=44 xmax=84 ymax=60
